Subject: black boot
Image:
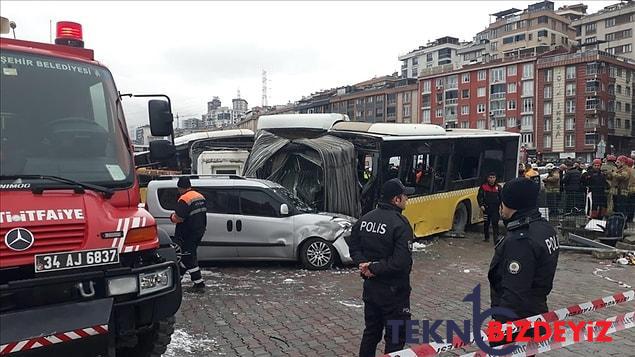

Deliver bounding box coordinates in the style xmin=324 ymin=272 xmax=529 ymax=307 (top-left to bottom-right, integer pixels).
xmin=188 ymin=282 xmax=205 ymax=293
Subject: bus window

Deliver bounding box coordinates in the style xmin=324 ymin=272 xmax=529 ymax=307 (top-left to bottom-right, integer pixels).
xmin=386 ymin=156 xmax=400 ymax=180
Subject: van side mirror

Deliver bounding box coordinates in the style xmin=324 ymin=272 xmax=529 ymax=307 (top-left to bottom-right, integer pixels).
xmin=280 ymin=203 xmax=289 ymax=216
xmin=148 ymin=99 xmax=173 ymax=136
xmin=149 ymin=139 xmax=176 ymax=162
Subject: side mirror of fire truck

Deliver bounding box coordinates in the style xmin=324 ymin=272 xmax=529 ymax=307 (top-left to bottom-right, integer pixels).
xmin=148 ymin=99 xmax=174 ymax=137
xmin=149 ymin=140 xmax=176 ymax=162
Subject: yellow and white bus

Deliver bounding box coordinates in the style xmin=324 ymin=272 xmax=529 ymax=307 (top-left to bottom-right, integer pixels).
xmin=245 ymin=114 xmax=520 ymax=238
xmin=329 ymin=122 xmax=520 ymax=237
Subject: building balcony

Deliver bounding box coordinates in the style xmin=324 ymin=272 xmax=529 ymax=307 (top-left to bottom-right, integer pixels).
xmin=444 ymin=114 xmax=458 ymax=122
xmin=490 ymin=109 xmax=506 ymax=117
xmin=585 ymin=105 xmax=599 ymax=112
xmin=585 ymin=87 xmax=599 ymax=94
xmin=521 ymin=124 xmax=533 ymax=132
xmin=490 ymin=92 xmax=506 ymax=100
xmin=445 ymin=98 xmax=458 ymax=105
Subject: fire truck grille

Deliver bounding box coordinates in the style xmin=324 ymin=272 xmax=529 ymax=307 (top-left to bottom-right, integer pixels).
xmin=0 ymin=223 xmax=86 ymax=259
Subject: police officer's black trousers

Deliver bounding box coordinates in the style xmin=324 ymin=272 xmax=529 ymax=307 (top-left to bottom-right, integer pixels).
xmin=483 ymin=210 xmax=500 ymax=242
xmin=359 ymin=281 xmax=411 ymax=357
xmin=177 ymin=232 xmax=205 ymax=285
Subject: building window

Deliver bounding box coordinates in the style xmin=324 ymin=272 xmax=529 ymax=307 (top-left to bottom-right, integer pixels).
xmin=566 ymin=100 xmax=576 ymax=114
xmin=462 ymin=89 xmax=470 ymax=98
xmin=490 ymin=67 xmax=505 ymax=82
xmin=460 ymin=121 xmax=469 ymax=128
xmin=585 ymin=23 xmax=596 ymax=34
xmin=422 ymin=109 xmax=431 ymax=123
xmin=422 ymin=80 xmax=431 ymax=93
xmin=544 ymin=101 xmax=552 ymax=115
xmin=402 ymin=92 xmax=411 ymax=103
xmin=490 ymin=41 xmax=498 ymax=51
xmin=478 ymin=70 xmax=486 ymax=81
xmin=507 ymin=65 xmax=517 ymax=76
xmin=461 ymin=105 xmax=469 ymax=115
xmin=508 ymin=117 xmax=517 ymax=128
xmin=543 ymin=135 xmax=552 ymax=148
xmin=436 ymin=78 xmax=444 ymax=87
xmin=411 ymin=68 xmax=418 ymax=77
xmin=477 ymin=103 xmax=486 ymax=113
xmin=522 ymin=115 xmax=533 ymax=128
xmin=565 ymin=133 xmax=575 ymax=147
xmin=566 ymin=66 xmax=576 ymax=80
xmin=544 ymin=69 xmax=552 ymax=82
xmin=565 ymin=117 xmax=575 ymax=130
xmin=566 ymin=83 xmax=576 ymax=96
xmin=462 ymin=73 xmax=470 ymax=83
xmin=522 ymin=63 xmax=534 ymax=79
xmin=435 ymin=108 xmax=443 ymax=118
xmin=522 ymin=80 xmax=533 ymax=96
xmin=616 ymin=118 xmax=622 ymax=128
xmin=584 ymin=133 xmax=596 ymax=146
xmin=426 ymin=53 xmax=433 ymax=62
xmin=616 ymin=102 xmax=622 ymax=112
xmin=503 ymin=36 xmax=514 ymax=44
xmin=545 ymin=117 xmax=552 ymax=131
xmin=521 ymin=133 xmax=533 ymax=146
xmin=605 ymin=17 xmax=616 ymax=28
xmin=477 ymin=119 xmax=486 ymax=129
xmin=477 ymin=87 xmax=486 ymax=97
xmin=626 ymin=103 xmax=631 ymax=113
xmin=522 ymin=98 xmax=534 ymax=113
xmin=508 ymin=100 xmax=517 ymax=110
xmin=367 ymin=97 xmax=373 ymax=103
xmin=355 ymin=110 xmax=362 ymax=118
xmin=538 ymin=29 xmax=548 ymax=38
xmin=585 ymin=36 xmax=596 ymax=44
xmin=544 ymin=86 xmax=552 ymax=98
xmin=403 ymin=105 xmax=411 ymax=117
xmin=508 ymin=83 xmax=517 ymax=93
xmin=616 ymin=85 xmax=622 ymax=94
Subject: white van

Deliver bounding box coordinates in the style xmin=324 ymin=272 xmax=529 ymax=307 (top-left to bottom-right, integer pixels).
xmin=197 ymin=150 xmax=250 ymax=175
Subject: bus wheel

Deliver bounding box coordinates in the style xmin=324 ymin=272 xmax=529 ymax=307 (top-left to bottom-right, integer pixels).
xmin=451 ymin=203 xmax=469 ymax=234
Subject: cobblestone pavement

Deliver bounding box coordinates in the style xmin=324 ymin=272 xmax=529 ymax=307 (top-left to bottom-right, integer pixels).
xmin=167 ymin=231 xmax=635 ymax=357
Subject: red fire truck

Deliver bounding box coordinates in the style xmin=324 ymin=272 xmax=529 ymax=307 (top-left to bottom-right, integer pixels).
xmin=0 ymin=19 xmax=182 ymax=356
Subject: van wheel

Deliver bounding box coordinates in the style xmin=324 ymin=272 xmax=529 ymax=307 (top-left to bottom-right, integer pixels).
xmin=451 ymin=203 xmax=469 ymax=234
xmin=300 ymin=238 xmax=335 ymax=270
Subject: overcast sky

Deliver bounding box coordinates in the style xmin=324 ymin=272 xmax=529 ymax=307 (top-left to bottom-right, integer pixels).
xmin=2 ymin=1 xmax=616 ymax=128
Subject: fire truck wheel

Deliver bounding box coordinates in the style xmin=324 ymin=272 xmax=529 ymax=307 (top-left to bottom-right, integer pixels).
xmin=118 ymin=316 xmax=175 ymax=357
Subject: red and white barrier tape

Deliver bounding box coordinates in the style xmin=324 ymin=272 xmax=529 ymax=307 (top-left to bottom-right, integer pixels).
xmin=0 ymin=324 xmax=109 ymax=356
xmin=460 ymin=311 xmax=635 ymax=357
xmin=385 ymin=289 xmax=634 ymax=357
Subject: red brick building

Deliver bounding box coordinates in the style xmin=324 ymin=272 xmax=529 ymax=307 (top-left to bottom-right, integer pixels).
xmin=536 ymin=50 xmax=635 ymax=162
xmin=419 ymin=50 xmax=635 ymax=161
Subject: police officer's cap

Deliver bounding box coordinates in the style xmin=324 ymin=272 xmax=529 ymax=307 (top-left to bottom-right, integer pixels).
xmin=501 ymin=177 xmax=539 ymax=210
xmin=381 ymin=178 xmax=415 ymax=200
xmin=177 ymin=176 xmax=192 ymax=189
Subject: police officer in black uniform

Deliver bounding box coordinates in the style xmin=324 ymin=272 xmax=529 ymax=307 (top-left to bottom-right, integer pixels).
xmin=348 ymin=178 xmax=414 ymax=357
xmin=488 ymin=177 xmax=559 ymax=345
xmin=171 ymin=177 xmax=207 ymax=292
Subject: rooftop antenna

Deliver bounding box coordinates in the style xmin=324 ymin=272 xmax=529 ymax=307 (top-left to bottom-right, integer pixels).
xmin=237 ymin=89 xmax=241 ymax=99
xmin=261 ymin=70 xmax=268 ymax=107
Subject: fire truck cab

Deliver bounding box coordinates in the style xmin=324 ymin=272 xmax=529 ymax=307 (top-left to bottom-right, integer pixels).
xmin=0 ymin=19 xmax=182 ymax=356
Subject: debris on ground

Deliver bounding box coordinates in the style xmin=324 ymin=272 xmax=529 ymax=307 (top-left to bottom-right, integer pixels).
xmin=412 ymin=242 xmax=428 ymax=252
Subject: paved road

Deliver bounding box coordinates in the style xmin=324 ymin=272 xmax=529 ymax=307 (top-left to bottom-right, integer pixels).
xmin=167 ymin=232 xmax=635 ymax=357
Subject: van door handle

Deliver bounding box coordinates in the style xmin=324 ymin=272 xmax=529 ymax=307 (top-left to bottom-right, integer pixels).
xmin=236 ymin=220 xmax=242 ymax=232
xmin=227 ymin=220 xmax=233 ymax=232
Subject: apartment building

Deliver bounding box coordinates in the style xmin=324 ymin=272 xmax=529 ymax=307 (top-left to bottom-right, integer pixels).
xmin=536 ymin=50 xmax=635 ymax=161
xmin=573 ymin=1 xmax=635 ymax=61
xmin=398 ymin=36 xmax=466 ymax=79
xmin=478 ymin=1 xmax=575 ymax=61
xmin=330 ymin=77 xmax=419 ymax=123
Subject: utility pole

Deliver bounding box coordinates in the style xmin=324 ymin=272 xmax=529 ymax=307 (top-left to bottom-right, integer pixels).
xmin=262 ymin=70 xmax=268 ymax=107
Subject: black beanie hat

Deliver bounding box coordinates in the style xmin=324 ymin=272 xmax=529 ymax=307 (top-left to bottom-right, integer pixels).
xmin=501 ymin=177 xmax=539 ymax=210
xmin=177 ymin=176 xmax=191 ymax=189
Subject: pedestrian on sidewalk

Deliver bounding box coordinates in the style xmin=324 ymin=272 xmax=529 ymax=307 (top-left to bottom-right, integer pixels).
xmin=348 ymin=178 xmax=413 ymax=357
xmin=477 ymin=172 xmax=502 ymax=243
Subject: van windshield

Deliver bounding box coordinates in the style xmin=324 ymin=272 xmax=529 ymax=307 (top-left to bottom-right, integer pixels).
xmin=0 ymin=51 xmax=133 ymax=188
xmin=272 ymin=187 xmax=314 ymax=213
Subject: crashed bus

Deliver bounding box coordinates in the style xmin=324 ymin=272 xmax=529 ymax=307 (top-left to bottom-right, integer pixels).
xmin=244 ymin=114 xmax=520 ymax=238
